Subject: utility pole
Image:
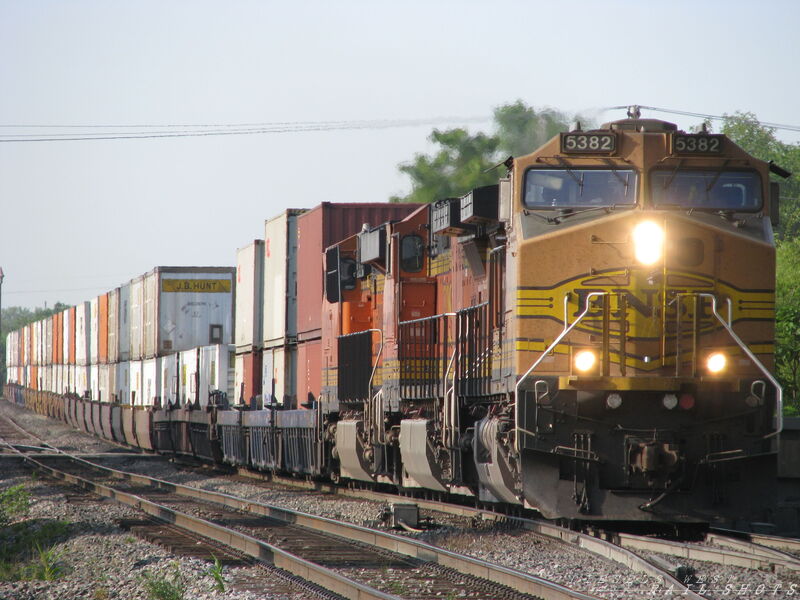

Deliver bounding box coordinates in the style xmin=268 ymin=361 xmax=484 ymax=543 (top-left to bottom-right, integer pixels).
xmin=0 ymin=268 xmax=4 ymax=399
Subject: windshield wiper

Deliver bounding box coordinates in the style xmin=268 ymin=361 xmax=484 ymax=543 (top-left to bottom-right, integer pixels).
xmin=662 ymin=159 xmax=684 ymax=191
xmin=704 ymin=159 xmax=731 ymax=194
xmin=603 ymin=159 xmax=631 ymax=194
xmin=556 ymin=157 xmax=584 ymax=195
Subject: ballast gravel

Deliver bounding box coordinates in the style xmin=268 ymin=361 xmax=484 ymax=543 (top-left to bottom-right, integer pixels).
xmin=0 ymin=468 xmax=310 ymax=600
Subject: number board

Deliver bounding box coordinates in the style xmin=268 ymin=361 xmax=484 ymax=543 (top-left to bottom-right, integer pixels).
xmin=671 ymin=134 xmax=724 ymax=155
xmin=560 ymin=132 xmax=617 ymax=154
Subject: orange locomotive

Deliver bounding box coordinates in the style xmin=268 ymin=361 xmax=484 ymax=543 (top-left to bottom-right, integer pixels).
xmin=320 ymin=110 xmax=786 ymax=525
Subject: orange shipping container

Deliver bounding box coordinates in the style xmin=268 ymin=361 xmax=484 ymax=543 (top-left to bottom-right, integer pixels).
xmin=68 ymin=306 xmax=76 ymax=365
xmin=53 ymin=312 xmax=62 ymax=364
xmin=99 ymin=293 xmax=109 ymax=364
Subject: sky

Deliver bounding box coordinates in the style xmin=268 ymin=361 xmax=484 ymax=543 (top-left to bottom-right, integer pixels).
xmin=1 ymin=0 xmax=799 ymax=309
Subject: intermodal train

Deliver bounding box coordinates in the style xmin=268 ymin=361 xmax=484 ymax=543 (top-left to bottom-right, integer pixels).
xmin=6 ymin=109 xmax=797 ymax=529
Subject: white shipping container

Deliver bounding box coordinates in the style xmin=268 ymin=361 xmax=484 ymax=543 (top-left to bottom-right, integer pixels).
xmin=119 ymin=283 xmax=131 ymax=362
xmin=5 ymin=331 xmax=15 ymax=368
xmin=89 ymin=297 xmax=99 ymax=365
xmin=179 ymin=348 xmax=199 ymax=405
xmin=263 ymin=210 xmax=303 ymax=347
xmin=76 ymin=365 xmax=90 ymax=397
xmin=33 ymin=320 xmax=41 ymax=366
xmin=262 ymin=345 xmax=297 ymax=406
xmin=130 ymin=276 xmax=144 ymax=361
xmin=22 ymin=327 xmax=29 ymax=366
xmin=235 ymin=240 xmax=265 ymax=351
xmin=108 ymin=288 xmax=119 ymax=364
xmin=62 ymin=309 xmax=71 ymax=365
xmin=129 ymin=361 xmax=143 ymax=406
xmin=64 ymin=365 xmax=73 ymax=394
xmin=142 ymin=358 xmax=161 ymax=407
xmin=75 ymin=302 xmax=90 ymax=366
xmin=142 ymin=267 xmax=235 ymax=358
xmin=116 ymin=362 xmax=131 ymax=404
xmin=54 ymin=364 xmax=62 ymax=394
xmin=90 ymin=364 xmax=100 ymax=400
xmin=98 ymin=364 xmax=116 ymax=404
xmin=45 ymin=318 xmax=53 ymax=366
xmin=159 ymin=354 xmax=179 ymax=407
xmin=199 ymin=344 xmax=234 ymax=407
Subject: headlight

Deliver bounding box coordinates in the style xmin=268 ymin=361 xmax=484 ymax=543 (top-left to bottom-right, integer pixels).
xmin=706 ymin=352 xmax=727 ymax=374
xmin=606 ymin=393 xmax=623 ymax=409
xmin=662 ymin=393 xmax=678 ymax=410
xmin=632 ymin=221 xmax=664 ymax=265
xmin=574 ymin=350 xmax=597 ymax=373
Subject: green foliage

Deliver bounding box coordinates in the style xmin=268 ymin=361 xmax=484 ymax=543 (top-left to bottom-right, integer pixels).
xmin=391 ymin=101 xmax=578 ymax=203
xmin=204 ymin=555 xmax=226 ymax=592
xmin=25 ymin=542 xmax=66 ymax=581
xmin=776 ymin=238 xmax=800 ymax=415
xmin=391 ymin=128 xmax=500 ymax=204
xmin=719 ymin=112 xmax=800 ymax=239
xmin=141 ymin=563 xmax=186 ymax=600
xmin=494 ymin=101 xmax=575 ymax=158
xmin=0 ymin=516 xmax=71 ymax=582
xmin=0 ymin=484 xmax=30 ymax=526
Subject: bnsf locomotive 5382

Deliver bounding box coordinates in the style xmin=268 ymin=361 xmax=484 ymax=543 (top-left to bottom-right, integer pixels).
xmin=5 ymin=111 xmax=787 ymax=527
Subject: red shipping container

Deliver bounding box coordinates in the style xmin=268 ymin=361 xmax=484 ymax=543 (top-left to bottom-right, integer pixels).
xmin=68 ymin=306 xmax=76 ymax=365
xmin=296 ymin=339 xmax=321 ymax=409
xmin=295 ymin=203 xmax=420 ymax=341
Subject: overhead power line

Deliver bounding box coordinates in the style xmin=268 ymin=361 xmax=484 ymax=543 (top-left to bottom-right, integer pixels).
xmin=2 ymin=107 xmax=799 ymax=143
xmin=608 ymin=105 xmax=800 ymax=133
xmin=0 ymin=116 xmax=492 ymax=143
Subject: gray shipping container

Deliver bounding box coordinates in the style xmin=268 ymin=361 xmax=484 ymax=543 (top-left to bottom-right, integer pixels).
xmin=75 ymin=302 xmax=91 ymax=366
xmin=130 ymin=276 xmax=144 ymax=361
xmin=108 ymin=287 xmax=120 ymax=364
xmin=89 ymin=296 xmax=99 ymax=365
xmin=235 ymin=240 xmax=265 ymax=352
xmin=119 ymin=283 xmax=131 ymax=362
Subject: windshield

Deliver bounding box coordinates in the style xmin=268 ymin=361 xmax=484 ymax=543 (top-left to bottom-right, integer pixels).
xmin=651 ymin=169 xmax=762 ymax=211
xmin=523 ymin=169 xmax=637 ymax=209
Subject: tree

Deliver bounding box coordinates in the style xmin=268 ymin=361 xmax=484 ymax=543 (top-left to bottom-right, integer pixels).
xmin=775 ymin=239 xmax=800 ymax=416
xmin=494 ymin=102 xmax=574 ymax=158
xmin=392 ymin=101 xmax=582 ymax=203
xmin=391 ymin=129 xmax=500 ymax=204
xmin=719 ymin=112 xmax=800 ymax=239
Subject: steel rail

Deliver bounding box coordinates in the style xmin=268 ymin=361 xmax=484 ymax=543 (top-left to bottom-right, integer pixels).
xmin=245 ymin=471 xmax=707 ymax=599
xmin=615 ymin=531 xmax=800 ymax=574
xmin=709 ymin=527 xmax=800 ymax=555
xmin=13 ymin=450 xmax=396 ymax=600
xmin=29 ymin=451 xmax=599 ymax=600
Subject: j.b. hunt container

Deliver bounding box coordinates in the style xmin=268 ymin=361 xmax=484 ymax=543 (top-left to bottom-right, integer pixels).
xmin=134 ymin=266 xmax=235 ymax=359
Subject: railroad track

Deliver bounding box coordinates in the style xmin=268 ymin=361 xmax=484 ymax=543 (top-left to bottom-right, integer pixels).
xmin=246 ymin=471 xmax=800 ymax=599
xmin=7 ymin=405 xmax=800 ymax=599
xmin=8 ymin=446 xmax=599 ymax=600
xmin=0 ymin=413 xmax=57 ymax=453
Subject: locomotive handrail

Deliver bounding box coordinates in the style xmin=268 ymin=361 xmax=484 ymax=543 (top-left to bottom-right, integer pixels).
xmin=514 ymin=291 xmax=610 ymax=453
xmin=693 ymin=292 xmax=783 ymax=440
